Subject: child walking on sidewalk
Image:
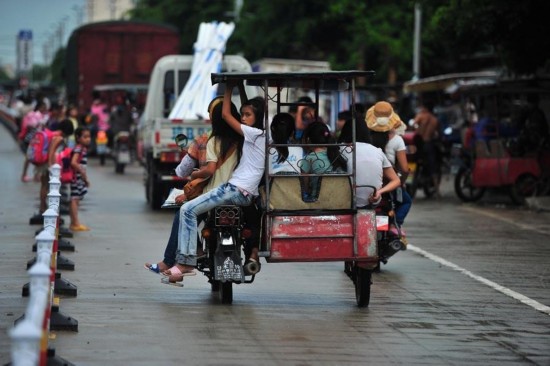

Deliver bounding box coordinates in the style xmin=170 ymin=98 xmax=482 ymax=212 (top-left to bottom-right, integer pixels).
xmin=70 ymin=127 xmax=92 ymax=231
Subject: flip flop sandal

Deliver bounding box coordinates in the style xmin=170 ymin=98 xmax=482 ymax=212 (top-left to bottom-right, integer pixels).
xmin=162 ymin=265 xmax=197 ymax=277
xmin=144 ymin=263 xmax=166 ymax=275
xmin=160 ymin=276 xmax=184 ymax=287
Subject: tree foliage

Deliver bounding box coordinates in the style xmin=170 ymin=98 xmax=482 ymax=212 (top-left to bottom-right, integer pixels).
xmin=130 ymin=0 xmax=234 ymax=54
xmin=425 ymin=0 xmax=550 ymax=75
xmin=128 ymin=0 xmax=548 ymax=83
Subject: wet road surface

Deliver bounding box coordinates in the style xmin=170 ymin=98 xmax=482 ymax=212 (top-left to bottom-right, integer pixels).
xmin=1 ymin=125 xmax=549 ymax=365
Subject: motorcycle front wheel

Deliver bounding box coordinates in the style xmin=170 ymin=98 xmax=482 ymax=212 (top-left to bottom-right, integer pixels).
xmin=454 ymin=167 xmax=485 ymax=202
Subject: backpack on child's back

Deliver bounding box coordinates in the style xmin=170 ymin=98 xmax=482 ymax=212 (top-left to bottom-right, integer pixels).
xmin=56 ymin=147 xmax=74 ymax=184
xmin=26 ymin=129 xmax=55 ymax=165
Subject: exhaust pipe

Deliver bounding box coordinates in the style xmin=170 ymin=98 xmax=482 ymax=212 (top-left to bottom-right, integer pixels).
xmin=243 ymin=260 xmax=261 ymax=275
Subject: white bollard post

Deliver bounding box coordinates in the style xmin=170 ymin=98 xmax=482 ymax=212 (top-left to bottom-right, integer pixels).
xmin=48 ymin=175 xmax=61 ymax=196
xmin=49 ymin=163 xmax=61 ymax=179
xmin=9 ymin=319 xmax=42 ymax=366
xmin=47 ymin=189 xmax=62 ymax=213
xmin=42 ymin=208 xmax=58 ymax=237
xmin=35 ymin=230 xmax=55 ymax=266
xmin=26 ymin=262 xmax=51 ymax=326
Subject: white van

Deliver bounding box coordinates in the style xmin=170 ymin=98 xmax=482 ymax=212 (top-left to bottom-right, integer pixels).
xmin=138 ymin=54 xmax=254 ymax=210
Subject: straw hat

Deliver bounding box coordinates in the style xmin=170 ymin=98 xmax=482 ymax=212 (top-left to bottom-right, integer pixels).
xmin=365 ymin=101 xmax=402 ymax=132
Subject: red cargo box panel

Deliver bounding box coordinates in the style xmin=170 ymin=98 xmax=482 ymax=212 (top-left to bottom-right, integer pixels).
xmin=267 ymin=210 xmax=377 ymax=262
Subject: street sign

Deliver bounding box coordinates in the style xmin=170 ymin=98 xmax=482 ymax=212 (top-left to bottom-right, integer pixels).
xmin=17 ymin=29 xmax=33 ymax=74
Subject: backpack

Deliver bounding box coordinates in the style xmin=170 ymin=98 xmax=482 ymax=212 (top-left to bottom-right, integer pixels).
xmin=26 ymin=129 xmax=55 ymax=165
xmin=56 ymin=147 xmax=74 ymax=184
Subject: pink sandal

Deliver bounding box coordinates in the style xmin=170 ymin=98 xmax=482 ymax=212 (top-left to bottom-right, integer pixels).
xmin=160 ymin=265 xmax=196 ymax=287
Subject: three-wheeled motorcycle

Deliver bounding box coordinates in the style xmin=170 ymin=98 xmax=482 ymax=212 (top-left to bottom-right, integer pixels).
xmin=187 ymin=71 xmax=382 ymax=307
xmin=452 ymin=81 xmax=550 ymax=204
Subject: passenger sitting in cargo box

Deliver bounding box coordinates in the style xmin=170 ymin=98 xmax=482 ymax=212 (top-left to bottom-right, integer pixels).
xmin=269 ymin=112 xmax=303 ymax=174
xmin=338 ymin=117 xmax=401 ymax=207
xmin=300 ymin=121 xmax=346 ymax=201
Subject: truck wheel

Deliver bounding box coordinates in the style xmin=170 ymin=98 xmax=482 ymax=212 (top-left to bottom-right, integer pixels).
xmin=147 ymin=173 xmax=163 ymax=210
xmin=355 ymin=267 xmax=372 ymax=308
xmin=454 ymin=167 xmax=485 ymax=202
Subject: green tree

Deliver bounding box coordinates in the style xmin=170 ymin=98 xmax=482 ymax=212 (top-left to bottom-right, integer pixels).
xmin=424 ymin=0 xmax=550 ymax=75
xmin=50 ymin=48 xmax=66 ymax=87
xmin=129 ymin=0 xmax=550 ymax=84
xmin=0 ymin=67 xmax=11 ymax=82
xmin=32 ymin=64 xmax=50 ymax=82
xmin=130 ymin=0 xmax=234 ymax=54
xmin=229 ymin=0 xmax=417 ymax=84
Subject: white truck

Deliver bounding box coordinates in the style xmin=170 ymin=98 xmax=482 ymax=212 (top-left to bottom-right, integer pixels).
xmin=137 ymin=54 xmax=255 ymax=210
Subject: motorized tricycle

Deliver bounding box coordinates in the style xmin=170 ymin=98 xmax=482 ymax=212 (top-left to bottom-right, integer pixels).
xmin=453 ymin=139 xmax=550 ymax=204
xmin=451 ymin=81 xmax=550 ymax=205
xmin=193 ymin=70 xmax=380 ymax=306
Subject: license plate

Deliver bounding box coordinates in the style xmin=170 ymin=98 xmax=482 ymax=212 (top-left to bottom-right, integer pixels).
xmin=118 ymin=151 xmax=131 ymax=163
xmin=451 ymin=164 xmax=459 ymax=175
xmin=376 ymin=215 xmax=389 ymax=231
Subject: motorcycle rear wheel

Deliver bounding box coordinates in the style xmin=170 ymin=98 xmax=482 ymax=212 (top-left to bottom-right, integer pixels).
xmin=454 ymin=167 xmax=485 ymax=202
xmin=355 ymin=267 xmax=372 ymax=308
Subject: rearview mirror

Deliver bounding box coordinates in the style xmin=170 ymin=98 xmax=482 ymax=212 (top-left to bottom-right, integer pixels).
xmin=175 ymin=134 xmax=188 ymax=149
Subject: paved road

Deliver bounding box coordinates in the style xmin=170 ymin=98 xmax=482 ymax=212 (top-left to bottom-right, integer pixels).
xmin=1 ymin=125 xmax=549 ymax=365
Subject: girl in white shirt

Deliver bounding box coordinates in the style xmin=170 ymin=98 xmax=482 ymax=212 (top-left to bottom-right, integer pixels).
xmin=163 ymin=82 xmax=266 ymax=285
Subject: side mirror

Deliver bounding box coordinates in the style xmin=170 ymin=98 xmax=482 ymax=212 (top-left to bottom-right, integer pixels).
xmin=175 ymin=134 xmax=188 ymax=149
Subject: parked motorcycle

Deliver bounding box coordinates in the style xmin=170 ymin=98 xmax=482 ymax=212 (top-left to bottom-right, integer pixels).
xmin=113 ymin=131 xmax=132 ymax=174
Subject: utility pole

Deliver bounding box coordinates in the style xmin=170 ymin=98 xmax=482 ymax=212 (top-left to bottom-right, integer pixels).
xmin=413 ymin=2 xmax=422 ymax=81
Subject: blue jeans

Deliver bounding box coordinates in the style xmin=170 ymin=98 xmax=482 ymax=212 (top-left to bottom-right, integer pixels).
xmin=163 ymin=211 xmax=207 ymax=267
xmin=176 ymin=183 xmax=253 ymax=266
xmin=394 ymin=187 xmax=412 ymax=226
xmin=162 ymin=212 xmax=179 ymax=267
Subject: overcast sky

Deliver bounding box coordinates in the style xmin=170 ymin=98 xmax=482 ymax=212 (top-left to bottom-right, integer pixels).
xmin=0 ymin=0 xmax=86 ymax=68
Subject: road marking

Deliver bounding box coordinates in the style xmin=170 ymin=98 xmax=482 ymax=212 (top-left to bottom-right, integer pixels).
xmin=407 ymin=244 xmax=550 ymax=316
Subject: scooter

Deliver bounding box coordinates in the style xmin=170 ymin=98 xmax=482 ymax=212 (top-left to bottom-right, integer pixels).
xmin=113 ymin=131 xmax=132 ymax=174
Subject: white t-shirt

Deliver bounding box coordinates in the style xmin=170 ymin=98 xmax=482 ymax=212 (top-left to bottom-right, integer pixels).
xmin=384 ymin=135 xmax=406 ymax=166
xmin=342 ymin=142 xmax=391 ymax=207
xmin=269 ymin=146 xmax=303 ymax=174
xmin=228 ymin=125 xmax=265 ymax=196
